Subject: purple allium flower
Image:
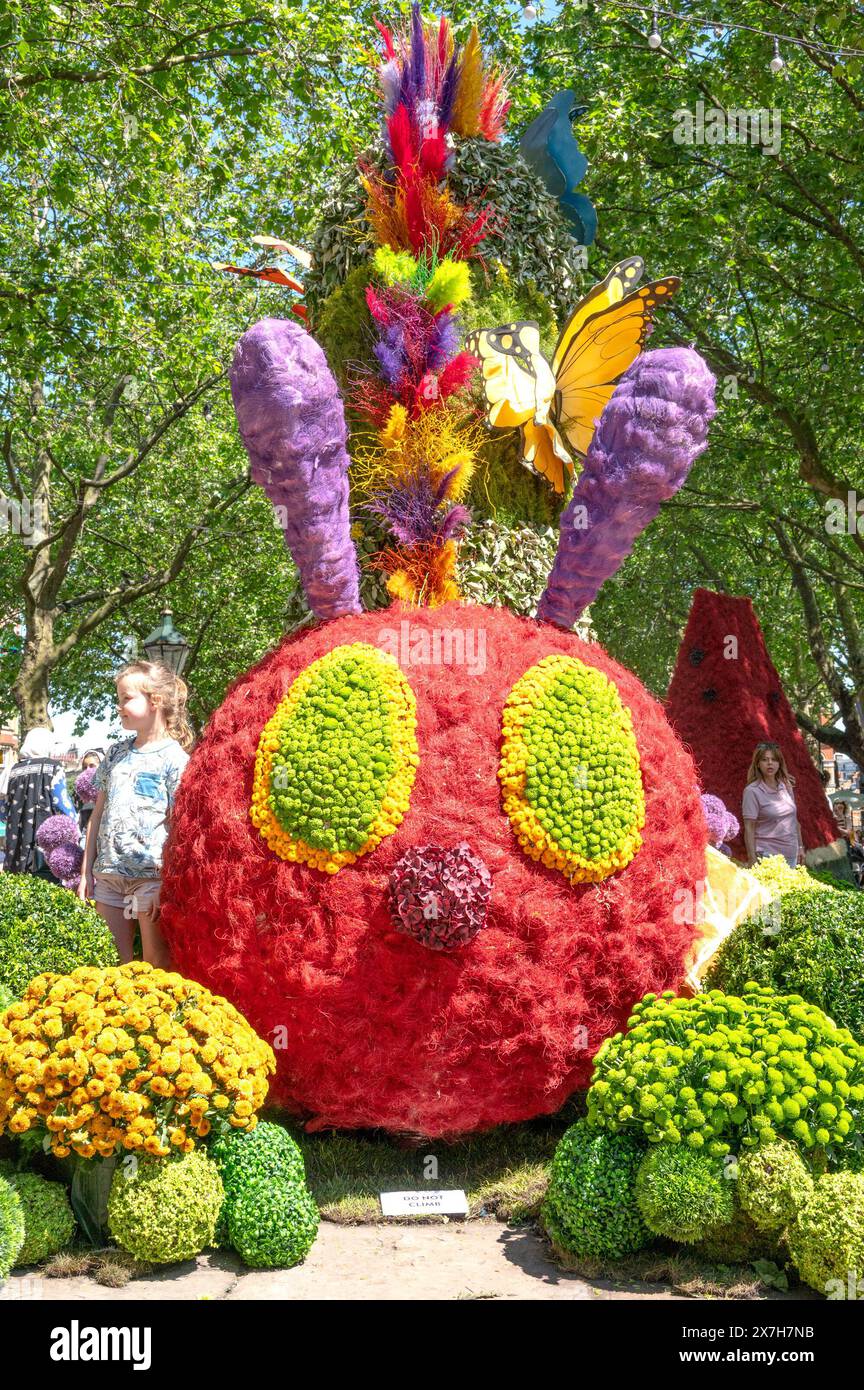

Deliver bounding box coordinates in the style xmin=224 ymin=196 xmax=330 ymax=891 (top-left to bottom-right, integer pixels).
xmin=75 ymin=766 xmax=99 ymax=804
xmin=47 ymin=842 xmax=83 ymax=881
xmin=36 ymin=813 xmax=80 ymax=852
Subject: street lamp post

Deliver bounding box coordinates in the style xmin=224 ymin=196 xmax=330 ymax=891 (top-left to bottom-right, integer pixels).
xmin=142 ymin=609 xmax=190 ymax=677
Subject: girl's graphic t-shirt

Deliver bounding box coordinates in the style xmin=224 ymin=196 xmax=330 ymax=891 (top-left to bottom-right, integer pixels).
xmin=93 ymin=737 xmax=189 ymax=878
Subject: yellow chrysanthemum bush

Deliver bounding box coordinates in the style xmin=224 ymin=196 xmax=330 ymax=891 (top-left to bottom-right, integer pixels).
xmin=0 ymin=962 xmax=275 ymax=1161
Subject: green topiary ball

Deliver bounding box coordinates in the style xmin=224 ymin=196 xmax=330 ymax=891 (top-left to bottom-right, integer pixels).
xmin=786 ymin=1172 xmax=864 ymax=1296
xmin=635 ymin=1144 xmax=736 ymax=1244
xmin=0 ymin=1175 xmax=25 ymax=1279
xmin=737 ymin=1140 xmax=814 ymax=1234
xmin=541 ymin=1119 xmax=649 ymax=1259
xmin=226 ymin=1177 xmax=319 ymax=1269
xmin=704 ymin=886 xmax=864 ymax=1041
xmin=0 ymin=873 xmax=118 ymax=998
xmin=694 ymin=1201 xmax=778 ymax=1265
xmin=6 ymin=1171 xmax=75 ymax=1265
xmin=210 ymin=1121 xmax=306 ymax=1247
xmin=107 ymin=1151 xmax=223 ymax=1264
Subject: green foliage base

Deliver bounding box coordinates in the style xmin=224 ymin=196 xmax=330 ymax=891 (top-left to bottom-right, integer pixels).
xmin=786 ymin=1172 xmax=864 ymax=1296
xmin=5 ymin=1171 xmax=76 ymax=1265
xmin=107 ymin=1151 xmax=223 ymax=1264
xmin=705 ymin=888 xmax=864 ymax=1041
xmin=0 ymin=874 xmax=118 ymax=998
xmin=0 ymin=1176 xmax=25 ymax=1279
xmin=736 ymin=1140 xmax=814 ymax=1234
xmin=210 ymin=1121 xmax=307 ymax=1248
xmin=693 ymin=1203 xmax=778 ymax=1265
xmin=541 ymin=1119 xmax=649 ymax=1259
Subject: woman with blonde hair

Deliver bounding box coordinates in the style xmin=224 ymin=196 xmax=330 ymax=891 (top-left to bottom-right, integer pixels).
xmin=78 ymin=661 xmax=194 ymax=966
xmin=742 ymin=740 xmax=804 ymax=869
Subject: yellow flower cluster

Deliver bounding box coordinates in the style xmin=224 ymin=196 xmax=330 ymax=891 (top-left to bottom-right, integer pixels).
xmin=0 ymin=963 xmax=275 ymax=1160
xmin=498 ymin=655 xmax=645 ymax=883
xmin=250 ymin=643 xmax=418 ymax=874
xmin=351 ymin=401 xmax=481 ymax=503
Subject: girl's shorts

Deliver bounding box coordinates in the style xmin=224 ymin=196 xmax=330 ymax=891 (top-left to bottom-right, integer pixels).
xmin=92 ymin=872 xmax=161 ymax=918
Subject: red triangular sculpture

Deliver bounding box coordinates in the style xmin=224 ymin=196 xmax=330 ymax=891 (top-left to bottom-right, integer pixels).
xmin=666 ymin=588 xmax=839 ymax=858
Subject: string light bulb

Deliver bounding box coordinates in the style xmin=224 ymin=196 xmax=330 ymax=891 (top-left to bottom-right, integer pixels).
xmin=648 ymin=6 xmax=662 ymax=48
xmin=769 ymin=36 xmax=785 ymax=72
xmin=523 ymin=2 xmax=538 ymax=18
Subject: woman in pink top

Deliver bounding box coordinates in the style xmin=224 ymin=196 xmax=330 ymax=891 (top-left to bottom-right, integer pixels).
xmin=742 ymin=742 xmax=805 ymax=869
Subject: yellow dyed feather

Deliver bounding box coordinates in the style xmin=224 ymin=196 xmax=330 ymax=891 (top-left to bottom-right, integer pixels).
xmin=451 ymin=26 xmax=484 ymax=137
xmin=425 ymin=259 xmax=472 ymax=312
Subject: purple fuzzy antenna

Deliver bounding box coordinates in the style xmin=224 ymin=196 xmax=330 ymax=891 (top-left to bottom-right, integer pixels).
xmin=537 ymin=348 xmax=716 ymax=628
xmin=230 ymin=318 xmax=362 ymax=621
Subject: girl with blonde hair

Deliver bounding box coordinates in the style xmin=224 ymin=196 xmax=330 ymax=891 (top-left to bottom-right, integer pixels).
xmin=79 ymin=660 xmax=194 ymax=966
xmin=742 ymin=740 xmax=804 ymax=869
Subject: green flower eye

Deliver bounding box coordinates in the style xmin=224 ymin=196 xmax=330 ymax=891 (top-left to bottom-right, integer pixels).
xmin=499 ymin=655 xmax=645 ymax=882
xmin=250 ymin=643 xmax=418 ymax=873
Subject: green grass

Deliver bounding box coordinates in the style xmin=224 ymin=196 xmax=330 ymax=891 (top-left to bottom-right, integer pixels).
xmin=273 ymin=1099 xmax=585 ymax=1224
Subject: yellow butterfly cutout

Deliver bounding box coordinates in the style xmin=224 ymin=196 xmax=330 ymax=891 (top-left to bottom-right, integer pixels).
xmin=465 ymin=258 xmax=681 ymax=494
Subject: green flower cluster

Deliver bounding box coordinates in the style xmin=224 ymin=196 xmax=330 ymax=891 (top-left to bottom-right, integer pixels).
xmin=107 ymin=1150 xmax=223 ymax=1264
xmin=0 ymin=874 xmax=118 ymax=998
xmin=588 ymin=985 xmax=864 ymax=1157
xmin=522 ymin=662 xmax=643 ymax=867
xmin=786 ymin=1172 xmax=864 ymax=1295
xmin=635 ymin=1145 xmax=735 ymax=1243
xmin=0 ymin=1176 xmax=25 ymax=1279
xmin=736 ymin=1140 xmax=814 ymax=1233
xmin=541 ymin=1120 xmax=649 ymax=1259
xmin=226 ymin=1179 xmax=319 ymax=1270
xmin=4 ymin=1171 xmax=75 ymax=1265
xmin=706 ymin=887 xmax=864 ymax=1042
xmin=269 ymin=650 xmax=396 ymax=855
xmin=210 ymin=1121 xmax=307 ymax=1250
xmin=748 ymin=855 xmax=832 ymax=899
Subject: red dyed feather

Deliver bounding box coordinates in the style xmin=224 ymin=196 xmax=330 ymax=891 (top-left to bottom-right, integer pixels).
xmin=388 ymin=103 xmax=418 ymax=177
xmin=375 ymin=18 xmax=396 ymax=60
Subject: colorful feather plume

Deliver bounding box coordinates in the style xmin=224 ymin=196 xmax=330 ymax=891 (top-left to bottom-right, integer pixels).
xmin=347 ymin=5 xmax=509 ymax=607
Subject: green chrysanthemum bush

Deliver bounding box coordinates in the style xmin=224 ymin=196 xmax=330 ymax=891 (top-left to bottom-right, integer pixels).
xmin=542 ymin=1120 xmax=649 ymax=1260
xmin=736 ymin=1140 xmax=814 ymax=1234
xmin=5 ymin=1171 xmax=75 ymax=1265
xmin=210 ymin=1121 xmax=307 ymax=1247
xmin=588 ymin=986 xmax=864 ymax=1158
xmin=705 ymin=887 xmax=864 ymax=1043
xmin=747 ymin=855 xmax=833 ymax=900
xmin=0 ymin=1175 xmax=25 ymax=1279
xmin=0 ymin=874 xmax=118 ymax=998
xmin=635 ymin=1145 xmax=735 ymax=1243
xmin=786 ymin=1172 xmax=864 ymax=1296
xmin=107 ymin=1151 xmax=223 ymax=1264
xmin=226 ymin=1177 xmax=319 ymax=1270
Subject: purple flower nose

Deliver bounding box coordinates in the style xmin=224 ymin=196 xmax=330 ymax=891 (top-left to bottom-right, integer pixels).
xmin=388 ymin=842 xmax=492 ymax=951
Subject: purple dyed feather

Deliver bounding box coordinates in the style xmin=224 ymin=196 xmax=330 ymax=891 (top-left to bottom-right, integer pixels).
xmin=230 ymin=318 xmax=362 ymax=622
xmin=410 ymin=2 xmax=426 ymax=99
xmin=425 ymin=312 xmax=460 ymax=372
xmin=373 ymin=322 xmax=408 ymax=389
xmin=366 ymin=468 xmax=470 ymax=547
xmin=537 ymin=347 xmax=716 ymax=628
xmin=439 ymin=52 xmax=459 ymax=129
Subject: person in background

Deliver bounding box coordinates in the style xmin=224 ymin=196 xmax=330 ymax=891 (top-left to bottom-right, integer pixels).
xmin=78 ymin=662 xmax=193 ymax=967
xmin=833 ymin=798 xmax=851 ymax=842
xmin=72 ymin=748 xmax=103 ymax=836
xmin=2 ymin=728 xmax=77 ymax=878
xmin=742 ymin=741 xmax=805 ymax=870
